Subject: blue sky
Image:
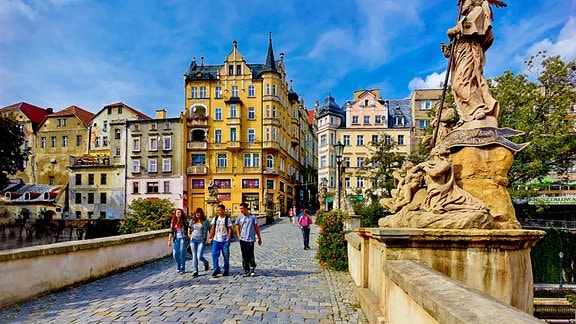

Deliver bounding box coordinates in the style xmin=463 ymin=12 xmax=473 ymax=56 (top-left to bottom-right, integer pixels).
xmin=1 ymin=0 xmax=575 ymax=118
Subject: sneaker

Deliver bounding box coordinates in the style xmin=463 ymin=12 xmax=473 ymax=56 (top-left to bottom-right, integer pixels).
xmin=223 ymin=270 xmax=229 ymax=276
xmin=178 ymin=271 xmax=184 ymax=275
xmin=204 ymin=263 xmax=209 ymax=271
xmin=249 ymin=271 xmax=255 ymax=277
xmin=242 ymin=272 xmax=250 ymax=277
xmin=212 ymin=270 xmax=221 ymax=277
xmin=192 ymin=272 xmax=199 ymax=278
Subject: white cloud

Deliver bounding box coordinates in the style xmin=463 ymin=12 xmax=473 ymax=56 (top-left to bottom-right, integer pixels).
xmin=522 ymin=16 xmax=576 ymax=62
xmin=408 ymin=71 xmax=446 ymax=91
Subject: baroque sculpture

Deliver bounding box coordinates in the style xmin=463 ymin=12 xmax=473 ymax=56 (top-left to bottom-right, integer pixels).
xmin=380 ymin=0 xmax=527 ymax=229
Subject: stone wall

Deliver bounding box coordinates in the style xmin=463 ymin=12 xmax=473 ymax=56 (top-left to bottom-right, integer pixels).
xmin=0 ymin=229 xmax=170 ymax=309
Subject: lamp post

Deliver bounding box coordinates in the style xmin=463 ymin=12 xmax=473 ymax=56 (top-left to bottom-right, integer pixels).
xmin=559 ymin=251 xmax=564 ymax=290
xmin=334 ymin=140 xmax=345 ymax=210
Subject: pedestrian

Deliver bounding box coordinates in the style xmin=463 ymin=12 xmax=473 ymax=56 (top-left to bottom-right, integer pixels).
xmin=298 ymin=208 xmax=313 ymax=250
xmin=168 ymin=208 xmax=189 ymax=274
xmin=207 ymin=204 xmax=233 ymax=277
xmin=235 ymin=202 xmax=262 ymax=277
xmin=289 ymin=207 xmax=295 ymax=226
xmin=188 ymin=207 xmax=211 ymax=277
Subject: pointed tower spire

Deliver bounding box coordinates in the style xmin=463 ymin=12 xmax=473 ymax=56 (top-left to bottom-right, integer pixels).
xmin=264 ymin=32 xmax=277 ymax=72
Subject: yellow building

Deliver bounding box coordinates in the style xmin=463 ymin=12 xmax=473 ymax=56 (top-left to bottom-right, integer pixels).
xmin=183 ymin=37 xmax=311 ymax=216
xmin=35 ymin=105 xmax=94 ymax=185
xmin=317 ymin=90 xmax=413 ymax=208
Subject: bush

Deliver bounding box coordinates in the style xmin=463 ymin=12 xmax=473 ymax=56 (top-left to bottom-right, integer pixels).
xmin=266 ymin=210 xmax=275 ymax=224
xmin=315 ymin=210 xmax=349 ymax=271
xmin=531 ymin=228 xmax=575 ymax=284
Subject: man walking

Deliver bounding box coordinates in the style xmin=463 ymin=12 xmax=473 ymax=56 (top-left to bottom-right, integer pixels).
xmin=235 ymin=202 xmax=262 ymax=277
xmin=207 ymin=204 xmax=233 ymax=277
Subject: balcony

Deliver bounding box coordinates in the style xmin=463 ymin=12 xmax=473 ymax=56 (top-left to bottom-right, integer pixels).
xmin=187 ymin=165 xmax=207 ymax=175
xmin=263 ymin=168 xmax=279 ymax=175
xmin=187 ymin=141 xmax=207 ymax=150
xmin=226 ymin=141 xmax=242 ymax=152
xmin=186 ymin=117 xmax=208 ymax=128
xmin=262 ymin=141 xmax=281 ymax=152
xmin=69 ymin=154 xmax=110 ymax=167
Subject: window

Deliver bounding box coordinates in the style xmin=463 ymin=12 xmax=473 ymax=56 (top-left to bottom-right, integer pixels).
xmin=357 ymin=157 xmax=364 ymax=168
xmin=363 ymin=116 xmax=370 ymax=124
xmin=320 ymin=155 xmax=327 ymax=168
xmin=134 ymin=123 xmax=140 ymax=131
xmin=266 ymin=105 xmax=270 ymax=118
xmin=88 ymin=211 xmax=94 ymax=219
xmin=41 ymin=137 xmax=46 ymax=148
xmin=266 ymin=179 xmax=275 ymax=190
xmin=163 ymin=136 xmax=172 ymax=150
xmin=267 ymin=155 xmax=274 ymax=169
xmin=75 ymin=174 xmax=81 ymax=185
xmin=62 ymin=136 xmax=68 ymax=147
xmin=343 ymin=135 xmax=350 ymax=146
xmin=356 ymin=135 xmax=364 ymax=146
xmin=88 ymin=193 xmax=94 ymax=204
xmin=280 ymin=158 xmax=285 ymax=172
xmin=75 ymin=193 xmax=81 ymax=204
xmin=372 ymin=135 xmax=378 ymax=144
xmin=95 ymin=137 xmax=100 ymax=147
xmin=133 ymin=138 xmax=140 ymax=151
xmin=419 ymin=120 xmax=430 ymax=129
xmin=248 ymin=129 xmax=256 ymax=143
xmin=151 ymin=123 xmax=157 ymax=131
xmin=320 ymin=134 xmax=327 ymax=147
xmin=230 ymin=104 xmax=237 ymax=118
xmin=100 ymin=174 xmax=107 ymax=185
xmin=115 ymin=147 xmax=121 ymax=156
xmin=132 ymin=160 xmax=141 ymax=173
xmin=191 ymin=86 xmax=198 ymax=98
xmin=214 ymin=129 xmax=222 ymax=143
xmin=200 ymin=86 xmax=206 ymax=98
xmin=272 ymin=85 xmax=277 ymax=95
xmin=148 ymin=159 xmax=157 ymax=173
xmin=88 ymin=174 xmax=94 ymax=185
xmin=215 ymin=108 xmax=222 ymax=120
xmin=396 ymin=116 xmax=405 ymax=126
xmin=51 ymin=136 xmax=56 ymax=147
xmin=164 ymin=122 xmax=171 ymax=130
xmin=231 ymin=86 xmax=238 ymax=97
xmin=352 ymin=116 xmax=359 ymax=124
xmin=345 ymin=177 xmax=351 ymax=188
xmin=163 ymin=181 xmax=170 ymax=193
xmin=228 ymin=65 xmax=233 ymax=75
xmin=147 ymin=182 xmax=159 ymax=193
xmin=230 ymin=128 xmax=237 ymax=142
xmin=191 ymin=154 xmax=206 ymax=165
xmin=375 ymin=115 xmax=382 ymax=124
xmin=100 ymin=193 xmax=107 ymax=204
xmin=357 ymin=177 xmax=365 ymax=188
xmin=75 ymin=211 xmax=81 ymax=219
xmin=385 ymin=135 xmax=392 ymax=145
xmin=343 ymin=157 xmax=351 ymax=168
xmin=114 ymin=129 xmax=121 ymax=139
xmin=398 ymin=135 xmax=405 ymax=145
xmin=162 ymin=158 xmax=171 ymax=172
xmin=102 ymin=136 xmax=108 ymax=147
xmin=243 ymin=153 xmax=260 ymax=167
xmin=100 ymin=211 xmax=106 ymax=219
xmin=215 ymin=86 xmax=222 ymax=99
xmin=420 ymin=100 xmax=432 ymax=110
xmin=150 ymin=138 xmax=158 ymax=151
xmin=248 ymin=107 xmax=255 ymax=120
xmin=76 ymin=135 xmax=82 ymax=146
xmin=248 ymin=85 xmax=255 ymax=97
xmin=217 ymin=154 xmax=227 ymax=167
xmin=133 ymin=182 xmax=139 ymax=194
xmin=266 ymin=84 xmax=270 ymax=95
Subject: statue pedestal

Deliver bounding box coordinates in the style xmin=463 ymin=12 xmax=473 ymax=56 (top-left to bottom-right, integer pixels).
xmin=371 ymin=228 xmax=545 ymax=314
xmin=205 ymin=197 xmax=220 ymax=219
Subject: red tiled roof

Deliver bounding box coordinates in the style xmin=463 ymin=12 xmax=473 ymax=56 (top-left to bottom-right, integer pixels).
xmin=0 ymin=102 xmax=50 ymax=124
xmin=307 ymin=110 xmax=315 ymax=124
xmin=50 ymin=105 xmax=95 ymax=127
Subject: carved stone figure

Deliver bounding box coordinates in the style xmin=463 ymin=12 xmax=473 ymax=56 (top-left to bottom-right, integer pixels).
xmin=318 ymin=181 xmax=327 ymax=211
xmin=207 ymin=179 xmax=219 ymax=199
xmin=447 ymin=0 xmax=502 ymax=129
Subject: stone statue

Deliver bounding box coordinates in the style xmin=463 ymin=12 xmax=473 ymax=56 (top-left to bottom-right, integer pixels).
xmin=207 ymin=179 xmax=219 ymax=200
xmin=422 ymin=106 xmax=457 ymax=150
xmin=318 ymin=181 xmax=327 ymax=211
xmin=445 ymin=0 xmax=506 ymax=130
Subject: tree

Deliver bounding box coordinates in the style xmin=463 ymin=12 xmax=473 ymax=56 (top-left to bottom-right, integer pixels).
xmin=492 ymin=53 xmax=576 ymax=196
xmin=0 ymin=112 xmax=29 ymax=189
xmin=119 ymin=198 xmax=175 ymax=234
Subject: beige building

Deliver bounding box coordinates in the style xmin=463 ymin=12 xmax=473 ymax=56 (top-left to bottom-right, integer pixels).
xmin=182 ymin=37 xmax=315 ymax=216
xmin=68 ymin=102 xmax=151 ymax=219
xmin=35 ymin=105 xmax=94 ymax=185
xmin=317 ymin=90 xmax=413 ymax=209
xmin=410 ymin=89 xmax=442 ymax=151
xmin=0 ymin=102 xmax=52 ymax=184
xmin=125 ymin=110 xmax=185 ymax=211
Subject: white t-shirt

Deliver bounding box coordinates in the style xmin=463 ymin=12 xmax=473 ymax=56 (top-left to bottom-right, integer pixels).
xmin=212 ymin=216 xmax=232 ymax=242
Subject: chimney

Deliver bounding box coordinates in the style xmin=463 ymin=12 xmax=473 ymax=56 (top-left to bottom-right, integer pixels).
xmin=46 ymin=108 xmax=54 ymax=114
xmin=155 ymin=109 xmax=167 ymax=119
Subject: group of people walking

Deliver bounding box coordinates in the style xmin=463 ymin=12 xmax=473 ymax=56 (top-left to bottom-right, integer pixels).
xmin=168 ymin=203 xmax=263 ymax=277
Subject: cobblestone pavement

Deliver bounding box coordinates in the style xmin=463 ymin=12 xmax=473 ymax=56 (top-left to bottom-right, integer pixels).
xmin=0 ymin=217 xmax=367 ymax=323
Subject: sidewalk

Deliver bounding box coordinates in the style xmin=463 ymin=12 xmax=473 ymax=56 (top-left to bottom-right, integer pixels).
xmin=0 ymin=217 xmax=367 ymax=323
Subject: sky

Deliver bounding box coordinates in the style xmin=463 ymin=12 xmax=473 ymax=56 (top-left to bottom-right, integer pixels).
xmin=1 ymin=0 xmax=575 ymax=118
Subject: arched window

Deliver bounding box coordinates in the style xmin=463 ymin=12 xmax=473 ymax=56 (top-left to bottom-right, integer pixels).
xmin=267 ymin=155 xmax=274 ymax=169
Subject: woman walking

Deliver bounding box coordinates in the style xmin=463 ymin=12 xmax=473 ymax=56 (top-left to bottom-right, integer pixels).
xmin=168 ymin=208 xmax=189 ymax=274
xmin=298 ymin=209 xmax=313 ymax=250
xmin=188 ymin=207 xmax=211 ymax=277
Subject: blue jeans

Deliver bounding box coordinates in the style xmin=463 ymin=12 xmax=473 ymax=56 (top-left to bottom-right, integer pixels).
xmin=301 ymin=226 xmax=311 ymax=248
xmin=191 ymin=238 xmax=209 ymax=272
xmin=211 ymin=240 xmax=230 ymax=272
xmin=172 ymin=238 xmax=187 ymax=272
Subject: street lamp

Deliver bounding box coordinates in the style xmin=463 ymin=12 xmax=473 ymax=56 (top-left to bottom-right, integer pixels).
xmin=559 ymin=251 xmax=564 ymax=290
xmin=334 ymin=140 xmax=345 ymax=210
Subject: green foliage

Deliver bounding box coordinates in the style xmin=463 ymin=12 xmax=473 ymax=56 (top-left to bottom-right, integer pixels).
xmin=119 ymin=198 xmax=175 ymax=234
xmin=266 ymin=210 xmax=275 ymax=224
xmin=0 ymin=112 xmax=29 ymax=189
xmin=530 ymin=228 xmax=575 ymax=284
xmin=315 ymin=210 xmax=349 ymax=271
xmin=491 ymin=53 xmax=576 ymax=192
xmin=567 ymin=294 xmax=576 ymax=307
xmin=355 ymin=196 xmax=388 ymax=227
xmin=362 ymin=135 xmax=409 ymax=199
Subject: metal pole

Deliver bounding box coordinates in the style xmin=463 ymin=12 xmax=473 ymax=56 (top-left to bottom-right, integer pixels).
xmin=559 ymin=252 xmax=564 ymax=290
xmin=337 ymin=160 xmax=341 ymax=210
